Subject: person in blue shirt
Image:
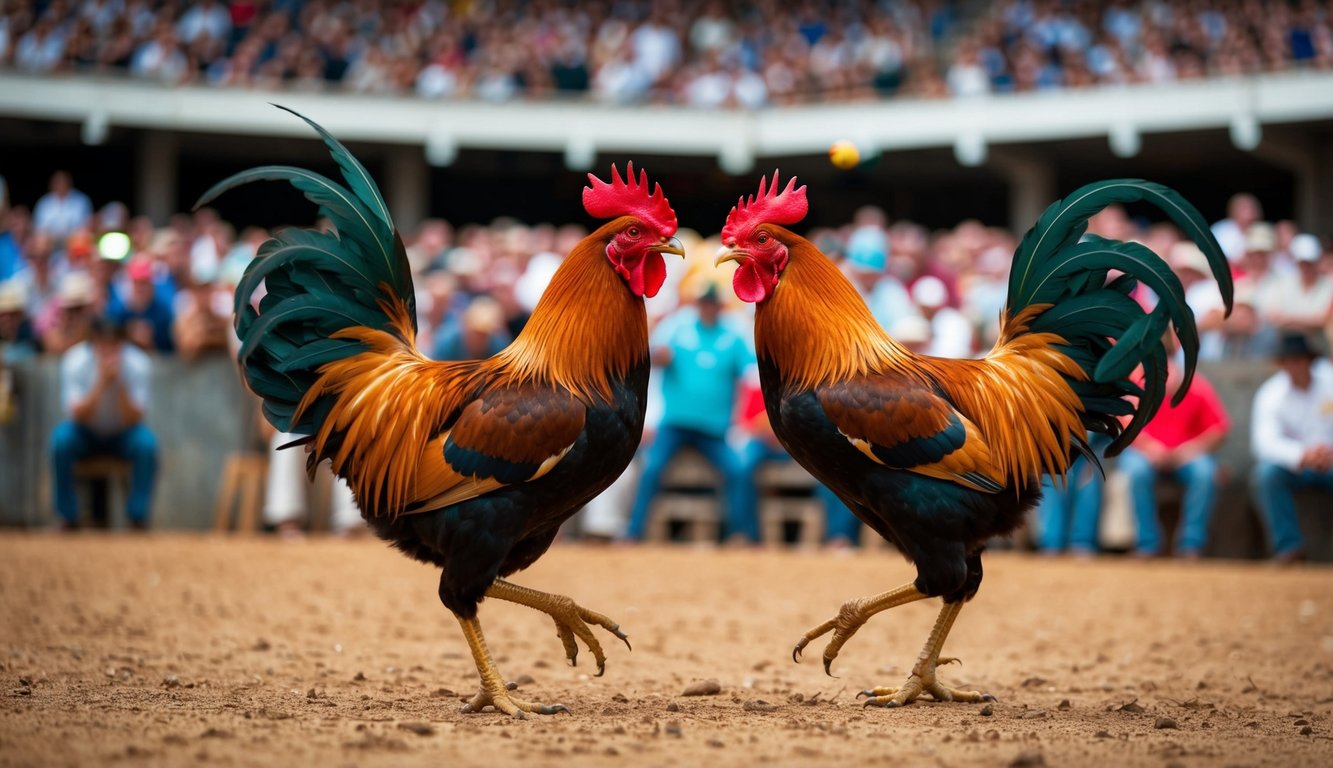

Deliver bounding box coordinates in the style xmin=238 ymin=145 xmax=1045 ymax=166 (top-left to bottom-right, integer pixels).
xmin=624 ymin=284 xmax=758 ymax=543
xmin=106 ymin=256 xmax=175 ymax=353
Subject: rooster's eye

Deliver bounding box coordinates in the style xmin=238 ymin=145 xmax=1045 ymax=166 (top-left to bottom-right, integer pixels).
xmin=627 ymin=227 xmax=640 ymax=238
xmin=757 ymin=233 xmax=769 ymax=244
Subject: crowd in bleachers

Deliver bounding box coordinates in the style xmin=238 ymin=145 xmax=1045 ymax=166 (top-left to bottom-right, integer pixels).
xmin=2 ymin=168 xmax=1331 ymax=557
xmin=1 ymin=1 xmax=1330 ymax=106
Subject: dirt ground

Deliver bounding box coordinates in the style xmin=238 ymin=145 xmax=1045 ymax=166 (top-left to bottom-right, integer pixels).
xmin=1 ymin=534 xmax=1331 ymax=768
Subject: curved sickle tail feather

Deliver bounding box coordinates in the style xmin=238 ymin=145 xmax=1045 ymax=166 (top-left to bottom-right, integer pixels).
xmin=1000 ymin=179 xmax=1234 ymax=459
xmin=197 ymin=106 xmax=446 ymax=517
xmin=195 ymin=105 xmax=415 ymax=437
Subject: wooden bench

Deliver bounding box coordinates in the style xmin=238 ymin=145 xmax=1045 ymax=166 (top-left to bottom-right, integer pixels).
xmin=72 ymin=457 xmax=133 ymax=528
xmin=755 ymin=462 xmax=824 ymax=547
xmin=646 ymin=449 xmax=722 ymax=543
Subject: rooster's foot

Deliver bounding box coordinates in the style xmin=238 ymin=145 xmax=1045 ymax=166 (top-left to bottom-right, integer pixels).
xmin=857 ymin=657 xmax=995 ymax=708
xmin=461 ymin=682 xmax=570 ymax=719
xmin=792 ymin=584 xmax=927 ymax=676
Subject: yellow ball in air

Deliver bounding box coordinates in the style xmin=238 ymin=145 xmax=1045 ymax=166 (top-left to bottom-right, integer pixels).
xmin=828 ymin=140 xmax=860 ymax=169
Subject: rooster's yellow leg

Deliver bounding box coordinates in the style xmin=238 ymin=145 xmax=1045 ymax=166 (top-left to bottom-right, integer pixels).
xmin=486 ymin=579 xmax=630 ymax=675
xmin=457 ymin=615 xmax=569 ymax=718
xmin=794 ymin=583 xmax=928 ymax=675
xmin=858 ymin=600 xmax=995 ymax=707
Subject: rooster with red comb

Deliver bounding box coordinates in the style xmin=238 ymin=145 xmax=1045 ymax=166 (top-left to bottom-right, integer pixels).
xmin=717 ymin=171 xmax=1230 ymax=707
xmin=199 ymin=107 xmax=684 ymax=717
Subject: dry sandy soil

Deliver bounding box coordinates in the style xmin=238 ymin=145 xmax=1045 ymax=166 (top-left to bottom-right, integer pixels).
xmin=1 ymin=533 xmax=1331 ymax=768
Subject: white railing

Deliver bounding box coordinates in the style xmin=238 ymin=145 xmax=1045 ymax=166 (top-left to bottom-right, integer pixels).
xmin=2 ymin=70 xmax=1332 ymax=171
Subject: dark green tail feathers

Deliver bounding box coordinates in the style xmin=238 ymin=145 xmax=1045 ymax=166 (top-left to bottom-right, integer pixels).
xmin=195 ymin=105 xmax=414 ymax=436
xmin=1011 ymin=179 xmax=1233 ymax=458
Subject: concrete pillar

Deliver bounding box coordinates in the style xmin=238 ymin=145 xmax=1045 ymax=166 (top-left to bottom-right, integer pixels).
xmin=385 ymin=145 xmax=428 ymax=233
xmin=135 ymin=130 xmax=178 ymax=226
xmin=989 ymin=148 xmax=1056 ymax=235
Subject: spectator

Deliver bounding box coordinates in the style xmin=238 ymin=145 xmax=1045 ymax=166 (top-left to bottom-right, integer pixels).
xmin=39 ymin=270 xmax=98 ymax=355
xmin=261 ymin=422 xmax=364 ymax=539
xmin=430 ymin=296 xmax=510 ymax=362
xmin=623 ymin=284 xmax=756 ymax=543
xmin=1034 ymin=434 xmax=1109 ymax=556
xmin=177 ymin=0 xmax=231 ymax=45
xmin=0 ymin=205 xmax=25 ymax=282
xmin=1251 ymin=332 xmax=1333 ymax=563
xmin=1212 ymin=193 xmax=1264 ymax=264
xmin=50 ymin=315 xmax=158 ymax=530
xmin=1116 ymin=357 xmax=1230 ymax=558
xmin=172 ymin=262 xmax=231 ymax=361
xmin=1172 ymin=242 xmax=1229 ymax=361
xmin=0 ymin=280 xmax=40 ymax=359
xmin=1257 ymin=234 xmax=1332 ymax=336
xmin=911 ymin=275 xmax=974 ymax=358
xmin=107 ymin=256 xmax=175 ymax=354
xmin=33 ymin=171 xmax=93 ymax=244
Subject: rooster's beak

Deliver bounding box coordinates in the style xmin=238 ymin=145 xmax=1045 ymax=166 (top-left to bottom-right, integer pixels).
xmin=715 ymin=245 xmax=747 ymax=267
xmin=651 ymin=237 xmax=686 ymax=257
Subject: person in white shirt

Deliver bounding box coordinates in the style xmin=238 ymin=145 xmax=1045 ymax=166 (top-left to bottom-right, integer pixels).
xmin=1250 ymin=333 xmax=1333 ymax=562
xmin=1256 ymin=233 xmax=1331 ymax=336
xmin=32 ymin=171 xmax=92 ymax=244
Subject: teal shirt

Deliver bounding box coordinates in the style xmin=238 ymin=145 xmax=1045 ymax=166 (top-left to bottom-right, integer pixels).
xmin=652 ymin=308 xmax=754 ymax=437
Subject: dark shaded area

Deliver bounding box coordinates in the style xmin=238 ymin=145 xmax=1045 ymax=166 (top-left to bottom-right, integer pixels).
xmin=0 ymin=118 xmax=1303 ymax=235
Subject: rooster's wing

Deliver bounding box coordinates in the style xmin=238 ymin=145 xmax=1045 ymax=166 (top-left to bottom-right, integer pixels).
xmin=813 ymin=374 xmax=1004 ymax=494
xmin=407 ymin=382 xmax=587 ymax=515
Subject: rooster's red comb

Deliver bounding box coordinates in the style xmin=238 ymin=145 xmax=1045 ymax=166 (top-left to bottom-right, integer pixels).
xmin=722 ymin=171 xmax=808 ymax=244
xmin=583 ymin=162 xmax=677 ymax=239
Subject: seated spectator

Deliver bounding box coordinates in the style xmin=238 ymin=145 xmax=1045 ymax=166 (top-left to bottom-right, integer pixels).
xmin=1211 ymin=192 xmax=1264 ymax=264
xmin=1117 ymin=357 xmax=1230 ymax=558
xmin=1256 ymin=234 xmax=1331 ymax=336
xmin=624 ymin=284 xmax=756 ymax=543
xmin=172 ymin=262 xmax=231 ymax=361
xmin=0 ymin=280 xmax=41 ymax=360
xmin=911 ymin=275 xmax=974 ymax=358
xmin=39 ymin=271 xmax=98 ymax=355
xmin=1250 ymin=333 xmax=1333 ymax=563
xmin=32 ymin=171 xmax=93 ymax=244
xmin=262 ymin=424 xmax=364 ymax=539
xmin=1173 ymin=242 xmax=1229 ymax=361
xmin=1034 ymin=434 xmax=1109 ymax=556
xmin=49 ymin=315 xmax=157 ymax=530
xmin=430 ymin=297 xmax=511 ymax=361
xmin=107 ymin=256 xmax=175 ymax=353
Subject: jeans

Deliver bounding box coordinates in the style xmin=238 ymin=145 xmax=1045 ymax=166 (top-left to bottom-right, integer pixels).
xmin=738 ymin=438 xmax=859 ymax=544
xmin=624 ymin=425 xmax=757 ymax=541
xmin=1118 ymin=448 xmax=1218 ymax=555
xmin=1251 ymin=461 xmax=1333 ymax=556
xmin=1036 ymin=455 xmax=1105 ymax=553
xmin=50 ymin=421 xmax=158 ymax=524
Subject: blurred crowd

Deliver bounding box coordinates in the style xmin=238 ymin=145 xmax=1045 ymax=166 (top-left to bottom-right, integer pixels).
xmin=3 ymin=168 xmax=1331 ymax=559
xmin=1 ymin=0 xmax=1330 ymax=107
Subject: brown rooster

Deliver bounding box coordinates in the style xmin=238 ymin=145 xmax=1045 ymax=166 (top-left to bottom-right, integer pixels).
xmin=716 ymin=173 xmax=1231 ymax=706
xmin=198 ymin=107 xmax=684 ymax=717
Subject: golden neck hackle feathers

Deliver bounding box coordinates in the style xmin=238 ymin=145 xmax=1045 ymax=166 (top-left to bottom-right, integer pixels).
xmin=495 ymin=222 xmax=648 ymax=403
xmin=754 ymin=233 xmax=918 ymax=390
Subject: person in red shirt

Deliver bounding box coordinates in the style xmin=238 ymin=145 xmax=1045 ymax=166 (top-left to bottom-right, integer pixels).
xmin=1118 ymin=357 xmax=1231 ymax=558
